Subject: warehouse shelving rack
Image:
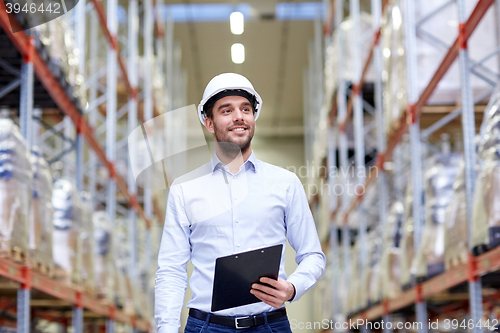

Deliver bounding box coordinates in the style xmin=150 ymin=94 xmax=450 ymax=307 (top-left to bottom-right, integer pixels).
xmin=313 ymin=0 xmax=500 ymax=331
xmin=0 ymin=0 xmax=185 ymax=332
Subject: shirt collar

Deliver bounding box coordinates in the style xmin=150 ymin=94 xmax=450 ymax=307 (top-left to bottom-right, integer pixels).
xmin=210 ymin=150 xmax=258 ymax=173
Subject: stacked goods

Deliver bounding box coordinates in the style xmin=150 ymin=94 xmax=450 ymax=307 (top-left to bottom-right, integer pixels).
xmin=329 ymin=12 xmax=376 ymax=87
xmin=360 ymin=227 xmax=382 ymax=310
xmin=34 ymin=18 xmax=86 ymax=111
xmin=399 ymin=184 xmax=415 ymax=289
xmin=80 ymin=192 xmax=95 ymax=294
xmin=0 ymin=118 xmax=32 ymax=260
xmin=415 ymin=153 xmax=461 ymax=281
xmin=368 ymin=227 xmax=384 ymax=306
xmin=52 ymin=178 xmax=83 ymax=284
xmin=380 ymin=0 xmax=497 ymax=126
xmin=472 ymin=87 xmax=500 ymax=255
xmin=364 ymin=185 xmax=380 ymax=230
xmin=114 ymin=218 xmax=134 ymax=313
xmin=317 ymin=189 xmax=331 ymax=241
xmin=134 ymin=218 xmax=147 ymax=317
xmin=93 ymin=211 xmax=114 ymax=301
xmin=346 ymin=241 xmax=359 ymax=315
xmin=444 ymin=161 xmax=469 ymax=268
xmin=379 ymin=202 xmax=404 ymax=300
xmin=29 ymin=147 xmax=54 ymax=274
xmin=380 ymin=1 xmax=407 ymax=133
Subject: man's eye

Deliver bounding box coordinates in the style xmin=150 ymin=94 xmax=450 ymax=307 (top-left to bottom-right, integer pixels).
xmin=242 ymin=108 xmax=250 ymax=112
xmin=223 ymin=109 xmax=231 ymax=114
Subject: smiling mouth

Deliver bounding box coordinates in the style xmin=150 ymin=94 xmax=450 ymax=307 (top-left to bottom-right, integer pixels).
xmin=230 ymin=127 xmax=247 ymax=133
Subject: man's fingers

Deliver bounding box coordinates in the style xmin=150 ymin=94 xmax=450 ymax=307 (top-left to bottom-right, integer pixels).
xmin=251 ymin=290 xmax=280 ymax=308
xmin=260 ymin=277 xmax=279 ymax=288
xmin=252 ymin=283 xmax=279 ymax=296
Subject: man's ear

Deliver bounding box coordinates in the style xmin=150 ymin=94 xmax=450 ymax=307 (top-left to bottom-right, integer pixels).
xmin=204 ymin=117 xmax=215 ymax=134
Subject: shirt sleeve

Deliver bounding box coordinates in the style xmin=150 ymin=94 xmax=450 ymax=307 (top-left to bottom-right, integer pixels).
xmin=284 ymin=174 xmax=326 ymax=302
xmin=155 ymin=184 xmax=191 ymax=333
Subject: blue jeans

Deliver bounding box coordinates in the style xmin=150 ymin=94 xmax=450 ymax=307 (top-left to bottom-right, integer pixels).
xmin=184 ymin=312 xmax=293 ymax=333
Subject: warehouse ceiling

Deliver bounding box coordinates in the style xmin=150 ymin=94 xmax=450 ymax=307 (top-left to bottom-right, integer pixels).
xmin=163 ymin=0 xmax=374 ymax=137
xmin=173 ymin=19 xmax=314 ymax=134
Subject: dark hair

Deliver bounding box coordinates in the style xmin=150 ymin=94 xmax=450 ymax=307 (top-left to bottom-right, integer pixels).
xmin=203 ymin=89 xmax=257 ymax=120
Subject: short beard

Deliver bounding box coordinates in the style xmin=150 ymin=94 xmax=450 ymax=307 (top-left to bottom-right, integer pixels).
xmin=213 ymin=122 xmax=253 ymax=159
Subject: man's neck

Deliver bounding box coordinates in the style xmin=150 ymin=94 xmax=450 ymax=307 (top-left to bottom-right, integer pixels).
xmin=215 ymin=145 xmax=252 ymax=174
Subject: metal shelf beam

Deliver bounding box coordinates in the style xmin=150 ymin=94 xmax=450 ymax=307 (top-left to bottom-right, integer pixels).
xmin=350 ymin=245 xmax=500 ymax=321
xmin=0 ymin=257 xmax=150 ymax=331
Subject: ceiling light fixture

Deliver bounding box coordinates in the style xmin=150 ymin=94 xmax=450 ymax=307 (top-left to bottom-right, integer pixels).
xmin=230 ymin=11 xmax=244 ymax=35
xmin=231 ymin=43 xmax=245 ymax=64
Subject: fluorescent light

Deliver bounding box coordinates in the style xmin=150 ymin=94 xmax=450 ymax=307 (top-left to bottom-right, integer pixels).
xmin=392 ymin=6 xmax=402 ymax=30
xmin=231 ymin=43 xmax=245 ymax=64
xmin=230 ymin=12 xmax=244 ymax=35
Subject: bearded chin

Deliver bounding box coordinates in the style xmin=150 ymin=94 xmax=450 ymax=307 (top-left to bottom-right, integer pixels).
xmin=214 ymin=124 xmax=253 ymax=158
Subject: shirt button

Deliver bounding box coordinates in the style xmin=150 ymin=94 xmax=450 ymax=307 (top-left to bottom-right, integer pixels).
xmin=235 ymin=219 xmax=239 ymax=223
xmin=234 ymin=196 xmax=238 ymax=200
xmin=237 ymin=244 xmax=240 ymax=247
xmin=233 ymin=175 xmax=236 ymax=179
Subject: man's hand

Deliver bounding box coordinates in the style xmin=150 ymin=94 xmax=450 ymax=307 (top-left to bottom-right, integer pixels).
xmin=250 ymin=277 xmax=295 ymax=308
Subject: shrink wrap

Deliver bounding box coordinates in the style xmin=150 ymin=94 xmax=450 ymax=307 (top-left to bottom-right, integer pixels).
xmin=29 ymin=148 xmax=53 ymax=271
xmin=0 ymin=119 xmax=32 ymax=258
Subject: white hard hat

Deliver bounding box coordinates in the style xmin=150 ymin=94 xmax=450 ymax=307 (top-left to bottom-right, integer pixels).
xmin=198 ymin=73 xmax=263 ymax=126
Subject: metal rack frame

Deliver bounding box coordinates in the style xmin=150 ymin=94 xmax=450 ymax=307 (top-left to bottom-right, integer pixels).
xmin=0 ymin=0 xmax=184 ymax=332
xmin=318 ymin=0 xmax=500 ymax=330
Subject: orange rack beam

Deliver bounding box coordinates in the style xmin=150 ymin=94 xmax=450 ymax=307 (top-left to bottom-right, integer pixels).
xmin=350 ymin=245 xmax=500 ymax=321
xmin=0 ymin=257 xmax=150 ymax=331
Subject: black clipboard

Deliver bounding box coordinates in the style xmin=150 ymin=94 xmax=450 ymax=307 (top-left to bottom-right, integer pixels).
xmin=211 ymin=244 xmax=283 ymax=312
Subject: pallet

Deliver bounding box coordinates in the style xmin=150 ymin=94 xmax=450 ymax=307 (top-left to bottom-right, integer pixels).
xmin=31 ymin=261 xmax=54 ymax=278
xmin=84 ymin=284 xmax=96 ymax=297
xmin=416 ymin=262 xmax=445 ymax=284
xmin=445 ymin=251 xmax=468 ymax=270
xmin=53 ymin=268 xmax=80 ymax=286
xmin=0 ymin=246 xmax=28 ymax=265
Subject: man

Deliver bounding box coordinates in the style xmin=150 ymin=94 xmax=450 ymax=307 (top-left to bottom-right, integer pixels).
xmin=155 ymin=73 xmax=326 ymax=333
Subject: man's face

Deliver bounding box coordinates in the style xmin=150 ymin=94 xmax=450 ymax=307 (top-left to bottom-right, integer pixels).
xmin=204 ymin=95 xmax=256 ymax=154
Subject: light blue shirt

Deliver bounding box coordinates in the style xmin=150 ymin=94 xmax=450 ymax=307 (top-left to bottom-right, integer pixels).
xmin=154 ymin=150 xmax=326 ymax=333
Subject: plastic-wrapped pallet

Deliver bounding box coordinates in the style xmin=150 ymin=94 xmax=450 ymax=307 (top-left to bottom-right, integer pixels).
xmin=379 ymin=202 xmax=404 ymax=300
xmin=380 ymin=0 xmax=497 ymax=122
xmin=0 ymin=118 xmax=32 ymax=259
xmin=444 ymin=161 xmax=469 ymax=268
xmin=368 ymin=227 xmax=385 ymax=306
xmin=36 ymin=17 xmax=86 ymax=110
xmin=399 ymin=184 xmax=415 ymax=289
xmin=364 ymin=185 xmax=380 ymax=229
xmin=80 ymin=192 xmax=95 ymax=294
xmin=472 ymin=87 xmax=500 ymax=254
xmin=29 ymin=147 xmax=54 ymax=273
xmin=52 ymin=178 xmax=83 ymax=284
xmin=346 ymin=241 xmax=359 ymax=316
xmin=135 ymin=218 xmax=146 ymax=317
xmin=93 ymin=211 xmax=115 ymax=301
xmin=329 ymin=13 xmax=376 ymax=87
xmin=359 ymin=227 xmax=382 ymax=309
xmin=415 ymin=153 xmax=461 ymax=281
xmin=380 ymin=1 xmax=407 ymax=133
xmin=317 ymin=188 xmax=331 ymax=242
xmin=114 ymin=218 xmax=133 ymax=313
